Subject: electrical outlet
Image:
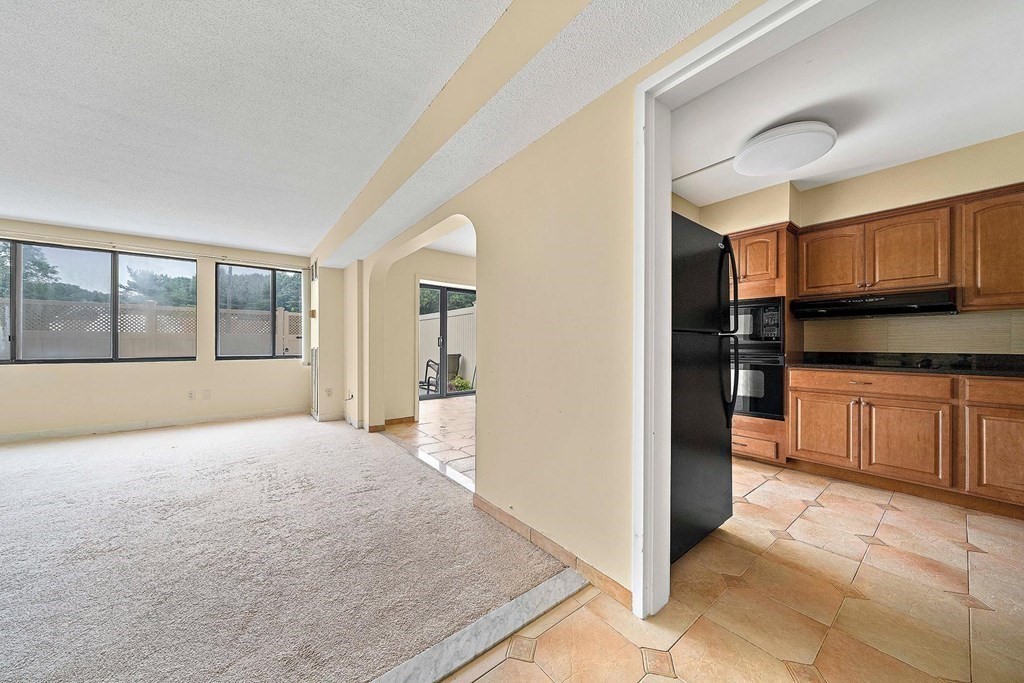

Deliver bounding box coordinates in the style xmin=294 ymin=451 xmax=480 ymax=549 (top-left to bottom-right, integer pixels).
xmin=202 ymin=389 xmax=212 ymax=400
xmin=187 ymin=390 xmax=195 ymax=401
xmin=325 ymin=388 xmax=333 ymax=398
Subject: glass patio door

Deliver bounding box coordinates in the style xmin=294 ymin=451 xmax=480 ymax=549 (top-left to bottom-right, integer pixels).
xmin=418 ymin=284 xmax=476 ymax=400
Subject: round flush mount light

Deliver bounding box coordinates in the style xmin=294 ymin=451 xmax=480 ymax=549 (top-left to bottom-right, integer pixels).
xmin=733 ymin=121 xmax=837 ymax=176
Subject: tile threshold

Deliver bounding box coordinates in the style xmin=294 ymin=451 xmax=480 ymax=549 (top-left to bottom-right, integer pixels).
xmin=374 ymin=568 xmax=588 ymax=683
xmin=379 ymin=431 xmax=475 ymax=493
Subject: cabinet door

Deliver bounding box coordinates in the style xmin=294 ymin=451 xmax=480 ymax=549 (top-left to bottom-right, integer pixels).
xmin=789 ymin=390 xmax=860 ymax=469
xmin=962 ymin=192 xmax=1024 ymax=310
xmin=798 ymin=225 xmax=865 ymax=297
xmin=865 ymin=208 xmax=951 ymax=291
xmin=860 ymin=397 xmax=952 ymax=488
xmin=965 ymin=405 xmax=1024 ymax=505
xmin=738 ymin=231 xmax=778 ymax=283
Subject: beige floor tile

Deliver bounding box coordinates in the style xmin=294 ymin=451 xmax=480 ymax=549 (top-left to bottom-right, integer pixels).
xmin=704 ymin=588 xmax=828 ymax=664
xmin=972 ymin=643 xmax=1024 ymax=683
xmin=680 ymin=535 xmax=758 ymax=576
xmin=669 ymin=616 xmax=794 ymax=682
xmin=639 ymin=676 xmax=677 ymax=683
xmin=824 ymin=480 xmax=894 ymax=505
xmin=852 ymin=564 xmax=970 ymax=640
xmin=477 ymin=658 xmax=553 ymax=682
xmin=968 ymin=512 xmax=1024 ymax=558
xmin=746 ymin=487 xmax=811 ymax=515
xmin=585 ymin=594 xmax=698 ymax=651
xmin=668 ymin=556 xmax=728 ymax=613
xmin=711 ymin=515 xmax=777 ymax=554
xmin=862 ymin=545 xmax=968 ymax=593
xmin=970 ymin=545 xmax=1024 ymax=583
xmin=733 ymin=499 xmax=805 ymax=532
xmin=873 ymin=520 xmax=968 ymax=570
xmin=433 ymin=449 xmax=470 ymax=463
xmin=813 ymin=629 xmax=936 ymax=683
xmin=972 ymin=609 xmax=1024 ymax=665
xmin=785 ymin=661 xmax=826 ymax=682
xmin=787 ymin=517 xmax=869 ymax=561
xmin=733 ymin=457 xmax=784 ymax=478
xmin=881 ymin=508 xmax=966 ymax=543
xmin=833 ymin=597 xmax=970 ymax=681
xmin=755 ymin=476 xmax=829 ymax=502
xmin=764 ymin=539 xmax=861 ymax=585
xmin=890 ymin=493 xmax=968 ymax=525
xmin=799 ymin=492 xmax=884 ymax=536
xmin=775 ymin=468 xmax=834 ymax=489
xmin=441 ymin=639 xmax=510 ymax=683
xmin=640 ymin=648 xmax=675 ymax=677
xmin=446 ymin=456 xmax=476 ymax=473
xmin=519 ymin=598 xmax=583 ymax=639
xmin=574 ymin=585 xmax=601 ymax=605
xmin=733 ymin=470 xmax=769 ymax=497
xmin=534 ymin=607 xmax=646 ymax=683
xmin=970 ymin=567 xmax=1024 ymax=617
xmin=742 ymin=556 xmax=844 ymax=625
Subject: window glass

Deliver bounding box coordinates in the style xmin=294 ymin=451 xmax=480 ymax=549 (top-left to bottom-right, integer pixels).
xmin=275 ymin=270 xmax=302 ymax=357
xmin=18 ymin=244 xmax=113 ymax=360
xmin=118 ymin=255 xmax=197 ymax=359
xmin=0 ymin=241 xmax=10 ymax=361
xmin=217 ymin=264 xmax=272 ymax=357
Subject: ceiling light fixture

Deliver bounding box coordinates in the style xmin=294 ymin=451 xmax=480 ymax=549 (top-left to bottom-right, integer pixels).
xmin=733 ymin=121 xmax=837 ymax=176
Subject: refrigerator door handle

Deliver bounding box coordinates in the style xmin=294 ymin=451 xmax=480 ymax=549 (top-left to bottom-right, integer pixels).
xmin=722 ymin=335 xmax=740 ymax=429
xmin=722 ymin=236 xmax=739 ymax=335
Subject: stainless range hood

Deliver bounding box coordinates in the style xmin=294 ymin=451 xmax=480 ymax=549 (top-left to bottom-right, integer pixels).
xmin=791 ymin=288 xmax=958 ymax=319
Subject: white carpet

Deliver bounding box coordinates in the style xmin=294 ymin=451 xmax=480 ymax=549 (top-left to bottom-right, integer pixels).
xmin=0 ymin=415 xmax=563 ymax=682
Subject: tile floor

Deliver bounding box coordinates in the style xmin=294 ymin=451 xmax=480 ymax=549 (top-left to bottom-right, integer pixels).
xmin=444 ymin=457 xmax=1024 ymax=682
xmin=385 ymin=395 xmax=476 ymax=481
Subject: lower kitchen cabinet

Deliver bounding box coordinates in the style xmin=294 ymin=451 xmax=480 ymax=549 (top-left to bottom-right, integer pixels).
xmin=860 ymin=397 xmax=952 ymax=488
xmin=965 ymin=405 xmax=1024 ymax=505
xmin=731 ymin=414 xmax=785 ymax=463
xmin=789 ymin=390 xmax=860 ymax=469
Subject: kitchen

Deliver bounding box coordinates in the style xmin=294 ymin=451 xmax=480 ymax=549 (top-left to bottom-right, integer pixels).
xmin=658 ymin=0 xmax=1024 ymax=677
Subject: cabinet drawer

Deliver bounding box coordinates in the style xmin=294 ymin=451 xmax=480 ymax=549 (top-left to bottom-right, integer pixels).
xmin=731 ymin=434 xmax=778 ymax=461
xmin=789 ymin=369 xmax=953 ymax=400
xmin=963 ymin=376 xmax=1024 ymax=407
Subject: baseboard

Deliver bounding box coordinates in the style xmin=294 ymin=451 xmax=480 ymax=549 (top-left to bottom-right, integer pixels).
xmin=368 ymin=424 xmax=386 ymax=433
xmin=0 ymin=407 xmax=310 ymax=445
xmin=472 ymin=494 xmax=632 ymax=610
xmin=384 ymin=416 xmax=415 ymax=425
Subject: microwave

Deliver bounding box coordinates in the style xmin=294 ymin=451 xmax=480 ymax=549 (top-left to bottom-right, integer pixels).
xmin=735 ymin=297 xmax=784 ymax=352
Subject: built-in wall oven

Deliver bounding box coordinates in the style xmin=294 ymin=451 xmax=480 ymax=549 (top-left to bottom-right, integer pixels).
xmin=733 ymin=297 xmax=785 ymax=420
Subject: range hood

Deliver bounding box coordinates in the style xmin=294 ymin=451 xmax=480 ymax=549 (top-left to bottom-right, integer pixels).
xmin=791 ymin=288 xmax=958 ymax=319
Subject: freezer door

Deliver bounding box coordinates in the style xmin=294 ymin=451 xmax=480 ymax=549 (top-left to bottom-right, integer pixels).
xmin=671 ymin=212 xmax=737 ymax=334
xmin=670 ymin=331 xmax=733 ymax=561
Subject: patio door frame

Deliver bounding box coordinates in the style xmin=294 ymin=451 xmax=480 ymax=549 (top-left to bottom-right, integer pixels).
xmin=631 ymin=0 xmax=879 ymax=618
xmin=419 ymin=282 xmax=477 ymax=401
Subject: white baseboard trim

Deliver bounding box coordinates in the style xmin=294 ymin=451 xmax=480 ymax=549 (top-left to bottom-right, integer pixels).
xmin=0 ymin=407 xmax=310 ymax=444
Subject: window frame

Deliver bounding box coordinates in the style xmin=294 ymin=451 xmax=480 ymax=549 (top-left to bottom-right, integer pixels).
xmin=0 ymin=238 xmax=198 ymax=365
xmin=214 ymin=263 xmax=302 ymax=361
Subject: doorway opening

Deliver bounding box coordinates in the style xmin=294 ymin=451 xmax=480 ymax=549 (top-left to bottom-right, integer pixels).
xmin=418 ymin=282 xmax=477 ymax=401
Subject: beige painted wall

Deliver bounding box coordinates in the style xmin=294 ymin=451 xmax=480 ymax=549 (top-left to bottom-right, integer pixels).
xmin=384 ymin=248 xmax=476 ymax=421
xmin=699 ymin=182 xmax=792 ymax=233
xmin=0 ymin=218 xmax=311 ymax=441
xmin=311 ymin=267 xmax=346 ymax=422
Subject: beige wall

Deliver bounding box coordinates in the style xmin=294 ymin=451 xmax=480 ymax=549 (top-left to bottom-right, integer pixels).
xmin=699 ymin=182 xmax=793 ymax=233
xmin=805 ymin=311 xmax=1024 ymax=354
xmin=384 ymin=248 xmax=476 ymax=421
xmin=311 ymin=266 xmax=346 ymax=422
xmin=0 ymin=218 xmax=311 ymax=441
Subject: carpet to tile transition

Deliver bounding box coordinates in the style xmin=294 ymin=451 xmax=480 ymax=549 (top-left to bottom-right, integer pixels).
xmin=0 ymin=416 xmax=563 ymax=682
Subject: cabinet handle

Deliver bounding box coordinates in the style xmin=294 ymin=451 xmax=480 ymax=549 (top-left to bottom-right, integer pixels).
xmin=732 ymin=441 xmax=749 ymax=448
xmin=865 ymin=283 xmax=874 ymax=288
xmin=857 ymin=283 xmax=866 ymax=288
xmin=848 ymin=381 xmax=873 ymax=384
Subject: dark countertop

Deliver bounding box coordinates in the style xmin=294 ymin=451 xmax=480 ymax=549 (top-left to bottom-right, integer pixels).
xmin=790 ymin=353 xmax=1024 ymax=378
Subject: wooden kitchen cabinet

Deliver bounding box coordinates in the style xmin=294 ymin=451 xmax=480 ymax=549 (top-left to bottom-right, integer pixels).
xmin=732 ymin=414 xmax=785 ymax=463
xmin=961 ymin=190 xmax=1024 ymax=310
xmin=964 ymin=406 xmax=1024 ymax=506
xmin=864 ymin=208 xmax=951 ymax=292
xmin=789 ymin=390 xmax=860 ymax=469
xmin=797 ymin=225 xmax=864 ymax=297
xmin=730 ymin=224 xmax=794 ymax=300
xmin=738 ymin=230 xmax=778 ymax=284
xmin=860 ymin=397 xmax=952 ymax=488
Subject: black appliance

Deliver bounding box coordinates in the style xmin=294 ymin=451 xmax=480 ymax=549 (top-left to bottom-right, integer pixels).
xmin=733 ymin=297 xmax=785 ymax=421
xmin=791 ymin=288 xmax=958 ymax=319
xmin=670 ymin=212 xmax=738 ymax=561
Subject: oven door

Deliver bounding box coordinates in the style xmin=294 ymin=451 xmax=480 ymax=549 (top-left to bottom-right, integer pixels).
xmin=731 ymin=353 xmax=785 ymax=421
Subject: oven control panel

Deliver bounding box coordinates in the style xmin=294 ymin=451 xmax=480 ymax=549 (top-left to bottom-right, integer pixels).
xmin=759 ymin=306 xmax=782 ymax=341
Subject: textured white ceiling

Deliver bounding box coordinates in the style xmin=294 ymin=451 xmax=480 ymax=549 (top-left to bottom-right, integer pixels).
xmin=0 ymin=0 xmax=510 ymax=254
xmin=326 ymin=0 xmax=738 ymax=267
xmin=425 ymin=224 xmax=476 ymax=258
xmin=671 ymin=0 xmax=1024 ymax=206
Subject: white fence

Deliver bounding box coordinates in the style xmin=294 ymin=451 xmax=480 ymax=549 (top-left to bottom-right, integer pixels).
xmin=418 ymin=305 xmax=477 ymax=389
xmin=0 ymin=298 xmax=301 ymax=359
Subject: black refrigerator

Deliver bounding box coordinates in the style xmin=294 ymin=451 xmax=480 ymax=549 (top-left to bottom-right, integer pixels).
xmin=670 ymin=212 xmax=739 ymax=561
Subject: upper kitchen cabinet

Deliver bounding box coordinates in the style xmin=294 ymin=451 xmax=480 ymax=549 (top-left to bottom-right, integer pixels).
xmin=731 ymin=223 xmax=795 ymax=299
xmin=960 ymin=190 xmax=1024 ymax=310
xmin=797 ymin=225 xmax=864 ymax=297
xmin=864 ymin=208 xmax=951 ymax=292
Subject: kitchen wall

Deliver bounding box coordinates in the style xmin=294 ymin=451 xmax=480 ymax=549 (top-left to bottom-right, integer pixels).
xmin=804 ymin=311 xmax=1024 ymax=354
xmin=383 ymin=248 xmax=476 ymax=421
xmin=0 ymin=218 xmax=311 ymax=442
